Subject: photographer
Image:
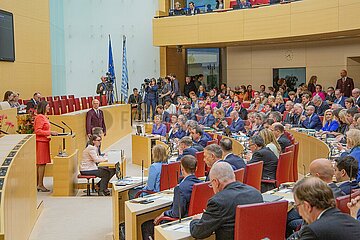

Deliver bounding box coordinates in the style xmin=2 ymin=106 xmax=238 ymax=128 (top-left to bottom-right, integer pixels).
xmin=96 ymin=76 xmax=107 ymax=97
xmin=159 ymin=77 xmax=172 ymax=105
xmin=128 ymin=88 xmax=142 ymax=121
xmin=145 ymin=78 xmax=158 ymax=121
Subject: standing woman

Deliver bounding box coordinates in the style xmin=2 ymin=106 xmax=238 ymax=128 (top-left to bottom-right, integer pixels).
xmin=34 ymin=101 xmax=58 ymax=192
xmin=145 ymin=78 xmax=158 ymax=121
xmin=307 ymin=75 xmax=317 ymax=94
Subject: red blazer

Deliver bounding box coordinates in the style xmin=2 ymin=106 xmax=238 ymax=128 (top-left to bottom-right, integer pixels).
xmin=34 ymin=114 xmax=51 ymax=142
xmin=86 ymin=108 xmax=106 ymax=135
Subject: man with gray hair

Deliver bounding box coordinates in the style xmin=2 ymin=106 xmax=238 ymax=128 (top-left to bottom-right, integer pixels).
xmin=222 ymin=110 xmax=245 ymax=133
xmin=203 ymin=144 xmax=224 ymax=169
xmin=190 ymin=162 xmax=263 ymax=240
xmin=176 ymin=136 xmax=198 ymax=161
xmin=352 ymin=87 xmax=360 ymax=107
xmin=292 ymin=103 xmax=305 ymax=127
xmin=312 ymin=95 xmax=329 ymax=116
xmin=219 ymin=138 xmax=246 ymax=170
xmin=300 ymin=105 xmax=322 ymax=131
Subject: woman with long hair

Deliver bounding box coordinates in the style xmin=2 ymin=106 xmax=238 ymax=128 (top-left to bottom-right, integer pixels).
xmin=259 ymin=129 xmax=281 ymax=158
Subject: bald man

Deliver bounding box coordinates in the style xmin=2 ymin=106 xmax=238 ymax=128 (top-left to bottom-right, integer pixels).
xmin=86 ymin=99 xmax=106 ymax=137
xmin=300 ymin=105 xmax=322 ymax=131
xmin=309 ymin=158 xmax=344 ymax=198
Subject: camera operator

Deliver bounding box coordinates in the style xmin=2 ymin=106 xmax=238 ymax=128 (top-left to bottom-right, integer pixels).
xmin=96 ymin=76 xmax=108 ymax=97
xmin=145 ymin=78 xmax=158 ymax=121
xmin=159 ymin=77 xmax=172 ymax=105
xmin=128 ymin=88 xmax=142 ymax=121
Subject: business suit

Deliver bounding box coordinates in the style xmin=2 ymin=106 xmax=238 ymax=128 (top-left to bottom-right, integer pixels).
xmin=224 ymin=153 xmax=246 ymax=170
xmin=334 ymin=96 xmax=347 ymax=107
xmin=238 ymin=107 xmax=248 ymax=120
xmin=341 ymin=146 xmax=360 ymax=182
xmin=315 ymin=102 xmax=330 ymax=116
xmin=296 ymin=208 xmax=360 ymax=240
xmin=302 ymin=113 xmax=323 ymax=131
xmin=272 ymin=103 xmax=285 ymax=114
xmin=338 ymin=180 xmax=360 ymax=195
xmin=224 ymin=106 xmax=233 ymax=117
xmin=278 ymin=134 xmax=291 ymax=153
xmin=190 ymin=181 xmax=263 ymax=240
xmin=194 ymin=132 xmax=213 ymax=148
xmin=187 ymin=8 xmax=200 ymax=15
xmin=226 ymin=118 xmax=245 ymax=133
xmin=185 ymin=112 xmax=197 ymax=121
xmin=86 ymin=108 xmax=106 ymax=135
xmin=199 ymin=114 xmax=216 ymax=127
xmin=336 ymin=77 xmax=354 ymax=97
xmin=96 ymin=82 xmax=107 ymax=97
xmin=161 ymin=111 xmax=170 ymax=123
xmin=26 ymin=98 xmax=39 ymax=112
xmin=328 ymin=182 xmax=345 ymax=198
xmin=176 ymin=147 xmax=198 ymax=161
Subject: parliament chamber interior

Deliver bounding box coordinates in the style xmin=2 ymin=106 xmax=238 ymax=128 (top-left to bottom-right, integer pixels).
xmin=1 ymin=0 xmax=360 ymax=239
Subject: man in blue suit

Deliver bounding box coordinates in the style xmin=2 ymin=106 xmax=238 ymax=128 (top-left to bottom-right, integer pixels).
xmin=300 ymin=105 xmax=322 ymax=131
xmin=222 ymin=111 xmax=245 ymax=133
xmin=334 ymin=156 xmax=359 ymax=194
xmin=219 ymin=138 xmax=246 ymax=170
xmin=191 ymin=126 xmax=213 ymax=148
xmin=334 ymin=89 xmax=347 ymax=107
xmin=199 ymin=105 xmax=215 ymax=127
xmin=223 ymin=99 xmax=233 ymax=117
xmin=177 ymin=136 xmax=199 ymax=161
xmin=156 ymin=105 xmax=170 ymax=123
xmin=142 ymin=155 xmax=202 ymax=240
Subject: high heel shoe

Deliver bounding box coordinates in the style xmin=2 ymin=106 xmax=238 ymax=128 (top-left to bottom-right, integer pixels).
xmin=37 ymin=187 xmax=50 ymax=192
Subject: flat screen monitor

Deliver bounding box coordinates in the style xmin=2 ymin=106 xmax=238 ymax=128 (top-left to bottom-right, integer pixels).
xmin=0 ymin=10 xmax=15 ymax=62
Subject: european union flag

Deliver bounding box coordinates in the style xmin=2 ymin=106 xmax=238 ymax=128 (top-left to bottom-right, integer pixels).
xmin=108 ymin=35 xmax=115 ymax=83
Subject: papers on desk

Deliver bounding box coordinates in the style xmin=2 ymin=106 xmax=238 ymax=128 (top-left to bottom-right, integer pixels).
xmin=113 ymin=177 xmax=145 ymax=186
xmin=162 ymin=218 xmax=192 ymax=233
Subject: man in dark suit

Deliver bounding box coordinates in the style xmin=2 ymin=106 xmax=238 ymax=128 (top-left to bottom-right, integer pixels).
xmin=247 ymin=135 xmax=278 ymax=192
xmin=219 ymin=138 xmax=246 ymax=170
xmin=190 ymin=162 xmax=263 ymax=239
xmin=300 ymin=105 xmax=323 ymax=131
xmin=222 ymin=111 xmax=245 ymax=133
xmin=288 ymin=103 xmax=305 ymax=127
xmin=176 ymin=137 xmax=199 ymax=161
xmin=223 ymin=99 xmax=233 ymax=117
xmin=191 ymin=126 xmax=212 ymax=148
xmin=312 ymin=95 xmax=330 ymax=117
xmin=128 ymin=88 xmax=142 ymax=121
xmin=26 ymin=92 xmax=41 ymax=112
xmin=183 ymin=105 xmax=197 ymax=121
xmin=334 ymin=89 xmax=347 ymax=107
xmin=334 ymin=156 xmax=360 ymax=195
xmin=187 ymin=1 xmax=200 ymax=15
xmin=336 ymin=69 xmax=354 ymax=98
xmin=142 ymin=155 xmax=202 ymax=240
xmin=292 ymin=177 xmax=360 ymax=240
xmin=86 ymin=99 xmax=106 ymax=137
xmin=169 ymin=74 xmax=181 ymax=104
xmin=234 ymin=101 xmax=248 ymax=120
xmin=199 ymin=105 xmax=215 ymax=127
xmin=96 ymin=76 xmax=107 ymax=97
xmin=272 ymin=123 xmax=291 ymax=152
xmin=352 ymin=88 xmax=360 ymax=107
xmin=184 ymin=76 xmax=197 ymax=97
xmin=156 ymin=105 xmax=170 ymax=123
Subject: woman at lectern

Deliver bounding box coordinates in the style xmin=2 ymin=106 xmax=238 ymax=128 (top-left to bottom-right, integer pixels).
xmin=80 ymin=135 xmax=115 ymax=196
xmin=34 ymin=101 xmax=58 ymax=192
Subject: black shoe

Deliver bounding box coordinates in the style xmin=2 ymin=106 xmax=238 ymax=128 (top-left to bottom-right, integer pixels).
xmin=98 ymin=191 xmax=106 ymax=196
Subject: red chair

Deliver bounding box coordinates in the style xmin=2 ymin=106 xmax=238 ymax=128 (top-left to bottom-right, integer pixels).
xmin=217 ymin=134 xmax=223 ymax=144
xmin=40 ymin=97 xmax=45 ymax=101
xmin=207 ymin=132 xmax=215 ymax=140
xmin=262 ymin=151 xmax=293 ymax=188
xmin=282 ymin=111 xmax=289 ymax=121
xmin=234 ymin=201 xmax=288 ymax=240
xmin=47 ymin=101 xmax=53 ymax=115
xmin=68 ymin=95 xmax=75 ymax=99
xmin=77 ymin=174 xmax=97 ymax=196
xmin=234 ymin=168 xmax=245 ymax=183
xmin=244 ymin=161 xmax=263 ymax=191
xmin=88 ymin=96 xmax=94 ymax=108
xmin=81 ymin=97 xmax=88 ymax=110
xmin=23 ymin=100 xmax=29 ymax=105
xmin=165 ymin=122 xmax=171 ymax=133
xmin=60 ymin=95 xmax=67 ymax=100
xmin=293 ymin=142 xmax=299 ymax=181
xmin=46 ymin=96 xmax=53 ymax=102
xmin=285 ymin=145 xmax=295 ymax=182
xmin=225 ymin=117 xmax=233 ymax=125
xmin=284 ymin=131 xmax=295 ymax=144
xmin=95 ymin=96 xmax=101 ymax=102
xmin=155 ymin=181 xmax=214 ymax=225
xmin=135 ymin=162 xmax=181 ymax=198
xmin=52 ymin=100 xmax=60 ymax=115
xmin=336 ymin=190 xmax=360 ymax=214
xmin=207 ymin=139 xmax=217 ymax=146
xmin=195 ymin=151 xmax=206 ymax=178
xmin=74 ymin=98 xmax=81 ymax=111
xmin=242 ymin=101 xmax=251 ymax=109
xmin=68 ymin=98 xmax=75 ymax=112
xmin=319 ymin=116 xmax=324 ymax=123
xmin=18 ymin=99 xmax=23 ymax=105
xmin=101 ymin=95 xmax=107 ymax=106
xmin=53 ymin=96 xmax=60 ymax=101
xmin=60 ymin=99 xmax=68 ymax=114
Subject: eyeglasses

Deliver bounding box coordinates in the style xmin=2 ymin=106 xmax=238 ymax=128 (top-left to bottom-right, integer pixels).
xmin=208 ymin=179 xmax=216 ymax=188
xmin=294 ymin=202 xmax=303 ymax=211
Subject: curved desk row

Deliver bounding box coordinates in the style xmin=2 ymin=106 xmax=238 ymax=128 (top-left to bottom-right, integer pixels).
xmin=0 ymin=134 xmax=39 ymax=240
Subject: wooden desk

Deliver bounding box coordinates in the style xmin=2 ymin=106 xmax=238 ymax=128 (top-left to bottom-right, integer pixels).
xmin=155 ymin=217 xmax=215 ymax=240
xmin=0 ymin=135 xmax=40 ymax=240
xmin=289 ymin=130 xmax=330 ymax=175
xmin=125 ymin=192 xmax=173 ymax=240
xmin=112 ymin=177 xmax=147 ymax=240
xmin=132 ymin=134 xmax=161 ymax=169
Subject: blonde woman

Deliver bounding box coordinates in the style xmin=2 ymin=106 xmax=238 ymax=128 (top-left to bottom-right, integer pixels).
xmin=259 ymin=129 xmax=281 ymax=158
xmin=272 ymin=96 xmax=285 ymax=113
xmin=339 ymin=129 xmax=360 ymax=182
xmin=321 ymin=109 xmax=339 ymax=132
xmin=213 ymin=108 xmax=225 ymax=131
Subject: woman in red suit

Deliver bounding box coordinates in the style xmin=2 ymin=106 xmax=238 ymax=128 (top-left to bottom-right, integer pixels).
xmin=34 ymin=101 xmax=58 ymax=192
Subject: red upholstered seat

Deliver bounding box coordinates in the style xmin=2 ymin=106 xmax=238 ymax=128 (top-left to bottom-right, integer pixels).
xmin=74 ymin=98 xmax=81 ymax=111
xmin=53 ymin=96 xmax=60 ymax=101
xmin=207 ymin=139 xmax=217 ymax=146
xmin=234 ymin=168 xmax=245 ymax=183
xmin=52 ymin=100 xmax=60 ymax=115
xmin=234 ymin=200 xmax=288 ymax=240
xmin=262 ymin=151 xmax=293 ymax=187
xmin=46 ymin=96 xmax=53 ymax=102
xmin=81 ymin=97 xmax=88 ymax=110
xmin=336 ymin=190 xmax=360 ymax=214
xmin=78 ymin=174 xmax=97 ymax=196
xmin=88 ymin=96 xmax=94 ymax=108
xmin=78 ymin=174 xmax=96 ymax=179
xmin=244 ymin=161 xmax=263 ymax=191
xmin=68 ymin=98 xmax=75 ymax=112
xmin=68 ymin=94 xmax=75 ymax=99
xmin=225 ymin=117 xmax=233 ymax=125
xmin=195 ymin=151 xmax=205 ymax=178
xmin=242 ymin=101 xmax=251 ymax=109
xmin=47 ymin=101 xmax=53 ymax=115
xmin=282 ymin=111 xmax=289 ymax=121
xmin=60 ymin=99 xmax=68 ymax=114
xmin=293 ymin=142 xmax=299 ymax=181
xmin=101 ymin=95 xmax=107 ymax=106
xmin=285 ymin=145 xmax=295 ymax=182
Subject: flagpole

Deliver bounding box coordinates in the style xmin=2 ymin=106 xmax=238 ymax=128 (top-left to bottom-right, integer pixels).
xmin=109 ymin=34 xmax=120 ymax=104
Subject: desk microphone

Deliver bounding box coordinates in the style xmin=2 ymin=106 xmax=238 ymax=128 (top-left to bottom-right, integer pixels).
xmin=177 ymin=170 xmax=182 ymax=223
xmin=61 ymin=121 xmax=73 ymax=135
xmin=121 ymin=150 xmax=124 ymax=180
xmin=141 ymin=160 xmax=144 ymax=187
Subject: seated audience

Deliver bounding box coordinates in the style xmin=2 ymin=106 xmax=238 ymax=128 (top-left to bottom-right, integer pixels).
xmin=236 ymin=0 xmax=252 ymax=9
xmin=156 ymin=105 xmax=170 ymax=123
xmin=246 ymin=135 xmax=278 ymax=192
xmin=272 ymin=123 xmax=291 ymax=152
xmin=199 ymin=105 xmax=215 ymax=127
xmin=80 ymin=135 xmax=115 ymax=196
xmin=312 ymin=95 xmax=330 ymax=116
xmin=195 ymin=100 xmax=205 ymax=116
xmin=26 ymin=92 xmax=41 ymax=112
xmin=222 ymin=111 xmax=245 ymax=133
xmin=128 ymin=145 xmax=168 ymax=199
xmin=320 ymin=109 xmax=339 ymax=133
xmin=203 ymin=144 xmax=224 ymax=173
xmin=247 ymin=112 xmax=265 ymax=136
xmin=272 ymin=96 xmax=285 ymax=113
xmin=340 ymin=129 xmax=360 ymax=182
xmin=302 ymin=93 xmax=313 ymax=108
xmin=177 ymin=136 xmax=199 ymax=161
xmin=326 ymin=86 xmax=336 ymax=104
xmin=197 ymin=85 xmax=207 ymax=99
xmin=268 ymin=111 xmax=282 ymax=123
xmin=191 ymin=126 xmax=212 ymax=149
xmin=233 ymin=100 xmax=248 ymax=120
xmin=187 ymin=1 xmax=200 ymax=15
xmin=183 ymin=104 xmax=197 ymax=121
xmin=248 ymin=97 xmax=264 ymax=112
xmin=259 ymin=129 xmax=281 ymax=158
xmin=141 ymin=155 xmax=202 ymax=239
xmin=190 ymin=162 xmax=263 ymax=239
xmin=352 ymin=88 xmax=360 ymax=107
xmin=213 ymin=108 xmax=226 ymax=131
xmin=312 ymin=84 xmax=326 ymax=101
xmin=171 ymin=1 xmax=184 ymax=15
xmin=164 ymin=99 xmax=177 ymax=115
xmin=345 ymin=97 xmax=355 ymax=110
xmin=151 ymin=115 xmax=166 ymax=137
xmin=292 ymin=177 xmax=360 ymax=239
xmin=334 ymin=89 xmax=347 ymax=107
xmin=219 ymin=138 xmax=246 ymax=170
xmin=334 ymin=156 xmax=360 ymax=195
xmin=169 ymin=115 xmax=187 ymax=140
xmin=223 ymin=99 xmax=233 ymax=117
xmin=300 ymin=105 xmax=322 ymax=131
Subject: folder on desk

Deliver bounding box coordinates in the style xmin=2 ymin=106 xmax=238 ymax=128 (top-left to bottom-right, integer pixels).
xmin=262 ymin=194 xmax=284 ymax=202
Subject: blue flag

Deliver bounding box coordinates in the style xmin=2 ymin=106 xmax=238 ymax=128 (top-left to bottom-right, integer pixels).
xmin=108 ymin=35 xmax=115 ymax=82
xmin=121 ymin=35 xmax=129 ymax=103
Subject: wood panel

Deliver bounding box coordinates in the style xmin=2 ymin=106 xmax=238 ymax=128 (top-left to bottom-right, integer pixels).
xmin=0 ymin=108 xmax=18 ymax=134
